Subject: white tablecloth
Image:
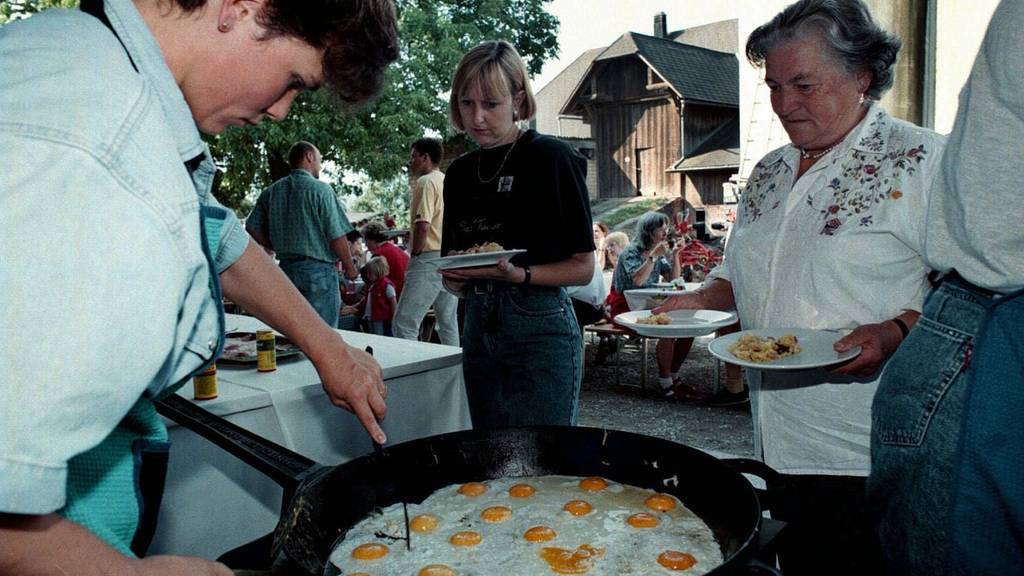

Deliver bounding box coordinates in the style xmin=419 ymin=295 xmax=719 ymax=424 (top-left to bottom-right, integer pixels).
xmin=149 ymin=314 xmax=470 ymax=558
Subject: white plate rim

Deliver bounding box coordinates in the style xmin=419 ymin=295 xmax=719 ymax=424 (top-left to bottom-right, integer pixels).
xmin=707 ymin=328 xmax=862 ymax=370
xmin=431 ymin=249 xmax=527 ymax=270
xmin=624 ymin=288 xmax=693 ymax=296
xmin=613 ymin=309 xmax=738 ymax=338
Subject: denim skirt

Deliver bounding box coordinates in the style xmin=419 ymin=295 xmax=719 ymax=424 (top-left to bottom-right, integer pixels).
xmin=462 ymin=283 xmax=582 ymax=428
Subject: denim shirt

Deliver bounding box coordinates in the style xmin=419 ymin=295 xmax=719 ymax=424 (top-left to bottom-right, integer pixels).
xmin=0 ymin=0 xmax=245 ymax=519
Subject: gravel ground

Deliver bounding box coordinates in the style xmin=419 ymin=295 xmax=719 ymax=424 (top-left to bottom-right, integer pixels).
xmin=578 ymin=332 xmax=754 ymax=458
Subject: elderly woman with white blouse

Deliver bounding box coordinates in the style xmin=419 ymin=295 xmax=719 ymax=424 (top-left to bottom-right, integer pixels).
xmin=655 ymin=0 xmax=945 ymax=574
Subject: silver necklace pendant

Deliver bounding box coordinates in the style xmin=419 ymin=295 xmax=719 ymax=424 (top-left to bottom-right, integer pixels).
xmin=477 ymin=130 xmax=522 ymax=184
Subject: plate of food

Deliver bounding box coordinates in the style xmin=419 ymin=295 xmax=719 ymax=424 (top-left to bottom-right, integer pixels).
xmin=614 ymin=309 xmax=737 ymax=338
xmin=219 ymin=331 xmax=303 ymax=364
xmin=433 ymin=243 xmax=526 ymax=270
xmin=707 ymin=328 xmax=861 ymax=370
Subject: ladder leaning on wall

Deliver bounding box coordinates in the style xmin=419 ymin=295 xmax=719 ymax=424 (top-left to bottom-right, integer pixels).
xmin=738 ymin=76 xmax=786 ymax=185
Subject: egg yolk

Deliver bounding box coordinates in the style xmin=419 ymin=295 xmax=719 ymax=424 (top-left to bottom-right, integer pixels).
xmin=523 ymin=525 xmax=557 ymax=542
xmin=563 ymin=499 xmax=593 ymax=516
xmin=449 ymin=530 xmax=482 ymax=547
xmin=645 ymin=493 xmax=678 ymax=512
xmin=410 ymin=514 xmax=441 ymax=533
xmin=509 ymin=483 xmax=537 ymax=498
xmin=626 ymin=512 xmax=660 ymax=528
xmin=540 ymin=544 xmax=605 ymax=574
xmin=418 ymin=565 xmax=456 ymax=576
xmin=578 ymin=477 xmax=608 ymax=492
xmin=657 ymin=550 xmax=698 ymax=571
xmin=480 ymin=505 xmax=512 ymax=523
xmin=351 ymin=542 xmax=389 ymax=560
xmin=457 ymin=482 xmax=487 ymax=497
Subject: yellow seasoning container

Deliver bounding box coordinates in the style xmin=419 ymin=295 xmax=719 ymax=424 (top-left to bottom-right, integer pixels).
xmin=193 ymin=363 xmax=218 ymax=400
xmin=257 ymin=330 xmax=277 ymax=372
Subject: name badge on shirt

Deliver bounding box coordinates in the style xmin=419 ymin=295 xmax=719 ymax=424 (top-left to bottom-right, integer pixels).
xmin=497 ymin=176 xmax=514 ymax=193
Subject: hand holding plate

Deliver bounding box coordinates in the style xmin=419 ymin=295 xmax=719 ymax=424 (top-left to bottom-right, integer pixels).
xmin=652 ymin=291 xmax=703 ymax=314
xmin=828 ymin=321 xmax=903 ymax=377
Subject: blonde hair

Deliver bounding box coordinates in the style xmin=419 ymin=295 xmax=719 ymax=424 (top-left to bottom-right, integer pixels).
xmin=448 ymin=40 xmax=537 ymax=131
xmin=364 ymin=255 xmax=390 ymax=280
xmin=604 ymin=231 xmax=629 ymax=252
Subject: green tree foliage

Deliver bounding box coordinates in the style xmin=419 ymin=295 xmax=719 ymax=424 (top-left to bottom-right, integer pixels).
xmin=347 ymin=175 xmax=413 ymax=229
xmin=0 ymin=0 xmax=75 ymax=23
xmin=1 ymin=0 xmax=559 ymax=216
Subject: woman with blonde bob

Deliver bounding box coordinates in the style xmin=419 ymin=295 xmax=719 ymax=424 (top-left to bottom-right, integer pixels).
xmin=439 ymin=40 xmax=596 ymax=428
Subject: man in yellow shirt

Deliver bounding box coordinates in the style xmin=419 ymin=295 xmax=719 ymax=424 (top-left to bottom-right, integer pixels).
xmin=393 ymin=138 xmax=460 ymax=345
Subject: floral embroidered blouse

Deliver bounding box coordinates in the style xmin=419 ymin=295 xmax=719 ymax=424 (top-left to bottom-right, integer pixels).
xmin=709 ymin=103 xmax=946 ymax=475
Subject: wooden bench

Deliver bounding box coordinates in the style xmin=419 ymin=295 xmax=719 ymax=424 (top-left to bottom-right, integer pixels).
xmin=584 ymin=321 xmax=652 ymax=390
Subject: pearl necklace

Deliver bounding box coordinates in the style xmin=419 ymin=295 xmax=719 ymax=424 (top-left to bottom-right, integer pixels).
xmin=800 ymin=142 xmax=841 ymax=160
xmin=477 ymin=129 xmax=522 ymax=183
xmin=799 ymin=120 xmax=861 ymax=161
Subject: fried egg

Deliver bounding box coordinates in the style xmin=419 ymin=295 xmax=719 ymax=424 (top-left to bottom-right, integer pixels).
xmin=331 ymin=475 xmax=722 ymax=575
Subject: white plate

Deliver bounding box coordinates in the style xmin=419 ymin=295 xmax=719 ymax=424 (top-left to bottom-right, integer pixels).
xmin=431 ymin=249 xmax=527 ymax=270
xmin=614 ymin=309 xmax=737 ymax=338
xmin=707 ymin=328 xmax=862 ymax=370
xmin=652 ymin=281 xmax=702 ymax=291
xmin=624 ymin=287 xmax=693 ymax=311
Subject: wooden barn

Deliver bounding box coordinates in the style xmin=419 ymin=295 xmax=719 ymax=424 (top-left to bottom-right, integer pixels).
xmin=548 ymin=15 xmax=739 ymax=209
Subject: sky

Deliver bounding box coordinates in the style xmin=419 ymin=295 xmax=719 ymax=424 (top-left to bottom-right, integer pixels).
xmin=534 ymin=0 xmax=741 ymax=91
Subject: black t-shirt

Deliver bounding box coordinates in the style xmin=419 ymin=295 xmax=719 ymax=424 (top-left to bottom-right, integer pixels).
xmin=441 ymin=129 xmax=595 ymax=266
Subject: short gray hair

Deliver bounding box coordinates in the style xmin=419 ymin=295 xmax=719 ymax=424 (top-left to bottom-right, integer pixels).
xmin=634 ymin=212 xmax=670 ymax=250
xmin=746 ymin=0 xmax=901 ymax=100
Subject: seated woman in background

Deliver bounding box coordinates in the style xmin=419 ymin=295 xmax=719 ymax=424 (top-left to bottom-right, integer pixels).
xmin=609 ymin=212 xmax=694 ymax=398
xmin=603 ymin=231 xmax=629 ymax=272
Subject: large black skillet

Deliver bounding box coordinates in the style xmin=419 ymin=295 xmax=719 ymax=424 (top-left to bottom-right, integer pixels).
xmin=156 ymin=395 xmax=782 ymax=575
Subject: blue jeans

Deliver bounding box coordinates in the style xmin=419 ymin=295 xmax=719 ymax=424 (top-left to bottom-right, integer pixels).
xmin=947 ymin=286 xmax=1024 ymax=575
xmin=279 ymin=258 xmax=340 ymax=327
xmin=868 ymin=278 xmax=985 ymax=575
xmin=462 ymin=284 xmax=582 ymax=428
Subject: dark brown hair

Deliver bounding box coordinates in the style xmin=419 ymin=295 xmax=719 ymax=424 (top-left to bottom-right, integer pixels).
xmin=411 ymin=137 xmax=443 ymax=165
xmin=172 ymin=0 xmax=399 ymax=107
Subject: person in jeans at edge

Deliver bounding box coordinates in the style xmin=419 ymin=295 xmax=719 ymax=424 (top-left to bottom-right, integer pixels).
xmin=392 ymin=137 xmax=461 ymax=346
xmin=439 ymin=40 xmax=595 ymax=428
xmin=247 ymin=140 xmax=361 ymax=327
xmin=868 ymin=1 xmax=1024 ymax=573
xmin=0 ymin=0 xmax=397 ymax=573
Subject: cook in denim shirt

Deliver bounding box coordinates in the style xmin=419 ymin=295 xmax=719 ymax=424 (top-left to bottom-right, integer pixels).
xmin=0 ymin=0 xmax=397 ymax=572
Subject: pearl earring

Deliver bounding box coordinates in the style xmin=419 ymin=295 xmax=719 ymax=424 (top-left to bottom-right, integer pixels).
xmin=512 ymin=109 xmax=519 ymax=122
xmin=218 ymin=22 xmax=230 ymax=32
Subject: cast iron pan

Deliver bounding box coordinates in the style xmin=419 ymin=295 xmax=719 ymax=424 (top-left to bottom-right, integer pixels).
xmin=156 ymin=395 xmax=781 ymax=575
